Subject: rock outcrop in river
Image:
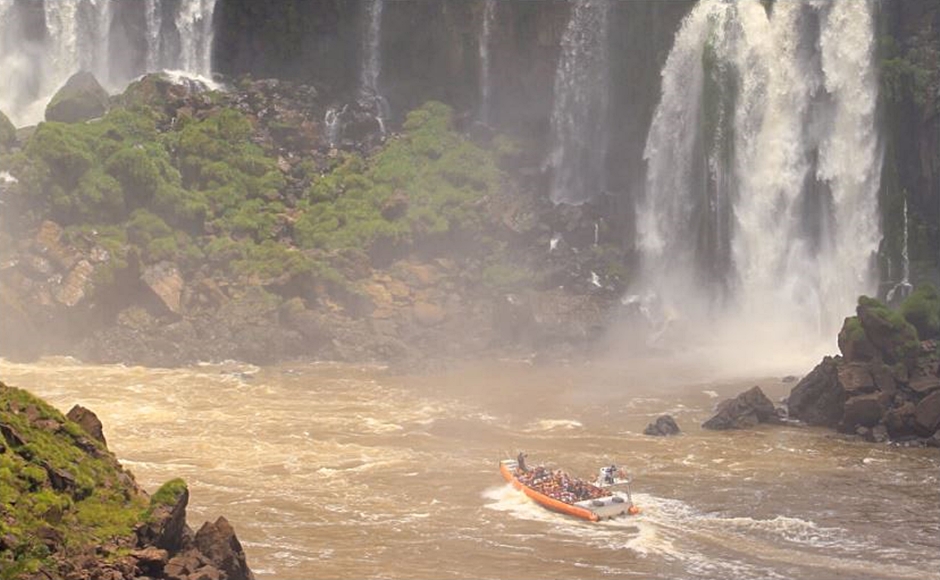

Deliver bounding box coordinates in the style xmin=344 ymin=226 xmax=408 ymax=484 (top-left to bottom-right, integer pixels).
xmin=0 ymin=380 xmax=254 ymax=579
xmin=789 ymin=293 xmax=940 ymax=444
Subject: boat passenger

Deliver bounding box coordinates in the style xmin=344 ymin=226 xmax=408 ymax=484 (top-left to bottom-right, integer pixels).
xmin=517 ymin=452 xmax=528 ymax=472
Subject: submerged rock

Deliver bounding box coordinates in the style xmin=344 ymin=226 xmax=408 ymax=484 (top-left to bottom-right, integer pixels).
xmin=643 ymin=415 xmax=680 ymax=436
xmin=702 ymin=386 xmax=779 ymax=430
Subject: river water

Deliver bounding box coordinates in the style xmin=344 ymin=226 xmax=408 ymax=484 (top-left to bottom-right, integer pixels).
xmin=1 ymin=357 xmax=938 ymax=580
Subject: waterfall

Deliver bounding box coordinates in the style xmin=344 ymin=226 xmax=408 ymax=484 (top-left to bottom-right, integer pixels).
xmin=359 ymin=0 xmax=389 ymax=134
xmin=547 ymin=0 xmax=611 ymax=206
xmin=887 ymin=198 xmax=912 ymax=302
xmin=479 ymin=0 xmax=497 ymax=124
xmin=636 ymin=0 xmax=882 ymax=350
xmin=0 ymin=0 xmax=217 ymax=127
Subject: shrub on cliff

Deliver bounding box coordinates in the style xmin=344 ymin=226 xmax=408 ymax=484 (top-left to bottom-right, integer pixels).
xmin=295 ymin=101 xmax=501 ymax=259
xmin=900 ymin=283 xmax=940 ymax=340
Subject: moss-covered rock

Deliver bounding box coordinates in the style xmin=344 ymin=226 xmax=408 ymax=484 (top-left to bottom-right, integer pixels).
xmin=838 ymin=315 xmax=878 ymax=361
xmin=1 ymin=382 xmax=256 ymax=579
xmin=856 ymin=295 xmax=921 ymax=368
xmin=0 ymin=108 xmax=16 ymax=150
xmin=0 ymin=381 xmax=146 ymax=577
xmin=900 ymin=283 xmax=940 ymax=340
xmin=45 ymin=71 xmax=110 ymax=123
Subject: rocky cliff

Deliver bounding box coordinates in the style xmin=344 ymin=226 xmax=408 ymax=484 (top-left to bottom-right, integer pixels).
xmin=0 ymin=381 xmax=254 ymax=579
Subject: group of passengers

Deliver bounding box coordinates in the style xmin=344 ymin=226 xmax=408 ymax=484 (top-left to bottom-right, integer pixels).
xmin=514 ymin=464 xmax=607 ymax=504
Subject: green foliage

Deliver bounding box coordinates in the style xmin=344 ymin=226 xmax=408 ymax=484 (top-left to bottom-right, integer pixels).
xmin=900 ymin=284 xmax=940 ymax=340
xmin=879 ymin=32 xmax=940 ymax=112
xmin=295 ymin=101 xmax=502 ymax=257
xmin=857 ymin=295 xmax=921 ymax=365
xmin=841 ymin=315 xmax=867 ymax=344
xmin=149 ymin=478 xmax=187 ymax=509
xmin=0 ymin=382 xmax=147 ymax=576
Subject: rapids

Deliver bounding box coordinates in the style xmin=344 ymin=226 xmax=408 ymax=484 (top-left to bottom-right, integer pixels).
xmin=1 ymin=357 xmax=937 ymax=580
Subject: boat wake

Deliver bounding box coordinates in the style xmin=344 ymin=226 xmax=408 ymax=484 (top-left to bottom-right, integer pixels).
xmin=482 ymin=486 xmax=932 ymax=580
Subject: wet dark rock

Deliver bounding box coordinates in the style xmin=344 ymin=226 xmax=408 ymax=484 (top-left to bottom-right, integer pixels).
xmin=138 ymin=486 xmax=191 ymax=553
xmin=788 ymin=357 xmax=846 ymax=427
xmin=193 ymin=517 xmax=255 ymax=580
xmin=840 ymin=393 xmax=886 ymax=433
xmin=702 ymin=386 xmax=779 ymax=430
xmin=66 ymin=404 xmax=107 ymax=445
xmin=45 ymin=71 xmax=110 ymax=123
xmin=643 ymin=415 xmax=681 ymax=436
xmin=884 ymin=402 xmax=918 ymax=439
xmin=914 ymin=390 xmax=940 ymax=436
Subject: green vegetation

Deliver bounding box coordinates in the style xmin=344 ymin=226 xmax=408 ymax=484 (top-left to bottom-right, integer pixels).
xmin=879 ymin=34 xmax=940 ymax=112
xmin=900 ymin=283 xmax=940 ymax=340
xmin=857 ymin=295 xmax=921 ymax=365
xmin=841 ymin=315 xmax=868 ymax=344
xmin=294 ymin=101 xmax=501 ymax=256
xmin=0 ymin=382 xmax=147 ymax=577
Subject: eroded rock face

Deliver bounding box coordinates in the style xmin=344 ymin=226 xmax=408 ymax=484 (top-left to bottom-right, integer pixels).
xmin=142 ymin=261 xmax=185 ymax=316
xmin=702 ymin=386 xmax=779 ymax=430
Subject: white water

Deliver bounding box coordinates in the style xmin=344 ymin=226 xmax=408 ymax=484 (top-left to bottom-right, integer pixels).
xmin=0 ymin=0 xmax=217 ymax=127
xmin=547 ymin=0 xmax=611 ymax=205
xmin=3 ymin=357 xmax=938 ymax=580
xmin=479 ymin=0 xmax=497 ymax=124
xmin=635 ymin=0 xmax=882 ymax=360
xmin=358 ymin=0 xmax=388 ymax=135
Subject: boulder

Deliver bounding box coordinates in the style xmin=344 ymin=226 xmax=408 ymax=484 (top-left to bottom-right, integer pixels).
xmin=788 ymin=357 xmax=845 ymax=427
xmin=840 ymin=393 xmax=885 ymax=432
xmin=45 ymin=71 xmax=110 ymax=123
xmin=66 ymin=404 xmax=107 ymax=445
xmin=193 ymin=517 xmax=255 ymax=580
xmin=54 ymin=260 xmax=94 ymax=307
xmin=914 ymin=390 xmax=940 ymax=436
xmin=643 ymin=415 xmax=680 ymax=436
xmin=702 ymin=386 xmax=779 ymax=430
xmin=141 ymin=261 xmax=184 ymax=316
xmin=884 ymin=402 xmax=917 ymax=439
xmin=836 ymin=362 xmax=877 ymax=395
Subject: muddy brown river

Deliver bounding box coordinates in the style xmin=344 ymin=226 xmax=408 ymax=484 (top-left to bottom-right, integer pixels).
xmin=1 ymin=356 xmax=938 ymax=580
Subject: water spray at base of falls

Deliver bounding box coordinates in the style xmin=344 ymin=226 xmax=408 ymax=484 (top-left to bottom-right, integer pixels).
xmin=630 ymin=0 xmax=883 ymax=361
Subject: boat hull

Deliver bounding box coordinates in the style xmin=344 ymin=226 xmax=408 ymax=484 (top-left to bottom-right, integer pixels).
xmin=499 ymin=459 xmax=637 ymax=522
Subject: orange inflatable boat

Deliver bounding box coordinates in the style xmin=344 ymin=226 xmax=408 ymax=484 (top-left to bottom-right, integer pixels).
xmin=499 ymin=458 xmax=639 ymax=521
